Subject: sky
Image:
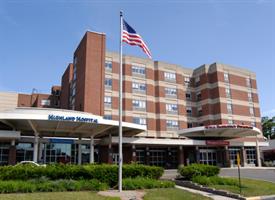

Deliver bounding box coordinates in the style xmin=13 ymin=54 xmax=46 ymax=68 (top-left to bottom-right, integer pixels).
xmin=0 ymin=0 xmax=274 ymax=117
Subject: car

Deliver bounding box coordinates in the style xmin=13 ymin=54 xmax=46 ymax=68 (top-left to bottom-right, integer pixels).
xmin=16 ymin=161 xmax=46 ymax=167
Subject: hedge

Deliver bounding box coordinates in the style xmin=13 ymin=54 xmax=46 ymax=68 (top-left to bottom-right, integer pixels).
xmin=178 ymin=164 xmax=220 ymax=180
xmin=192 ymin=176 xmax=239 ymax=187
xmin=0 ymin=164 xmax=164 ymax=187
xmin=122 ymin=177 xmax=175 ymax=190
xmin=0 ymin=179 xmax=108 ymax=193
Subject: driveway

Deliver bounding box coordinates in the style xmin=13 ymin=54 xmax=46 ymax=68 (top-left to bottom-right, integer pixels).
xmin=163 ymin=168 xmax=275 ymax=183
xmin=220 ymin=168 xmax=275 ymax=183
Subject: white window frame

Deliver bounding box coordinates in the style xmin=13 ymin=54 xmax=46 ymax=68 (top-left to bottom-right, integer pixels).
xmin=41 ymin=99 xmax=50 ymax=106
xmin=166 ymin=103 xmax=178 ymax=113
xmin=105 ymin=60 xmax=112 ymax=70
xmin=165 ymin=87 xmax=177 ymax=97
xmin=224 ymin=72 xmax=229 ymax=82
xmin=132 ymin=65 xmax=146 ymax=76
xmin=132 ymin=100 xmax=146 ymax=110
xmin=132 ymin=82 xmax=146 ymax=93
xmin=166 ymin=120 xmax=178 ymax=130
xmin=164 ymin=72 xmax=176 ymax=81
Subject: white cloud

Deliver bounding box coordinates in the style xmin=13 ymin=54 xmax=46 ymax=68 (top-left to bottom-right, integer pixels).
xmin=262 ymin=109 xmax=275 ymax=117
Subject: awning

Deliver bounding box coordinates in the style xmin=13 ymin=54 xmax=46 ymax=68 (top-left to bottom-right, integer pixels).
xmin=178 ymin=124 xmax=262 ymax=139
xmin=0 ymin=107 xmax=146 ymax=138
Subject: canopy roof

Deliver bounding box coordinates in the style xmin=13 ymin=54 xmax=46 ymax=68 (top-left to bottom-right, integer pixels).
xmin=0 ymin=107 xmax=146 ymax=138
xmin=178 ymin=124 xmax=262 ymax=139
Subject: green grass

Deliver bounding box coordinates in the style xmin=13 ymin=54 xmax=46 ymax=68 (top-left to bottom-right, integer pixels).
xmin=0 ymin=191 xmax=120 ymax=200
xmin=143 ymin=188 xmax=212 ymax=200
xmin=213 ymin=178 xmax=275 ymax=197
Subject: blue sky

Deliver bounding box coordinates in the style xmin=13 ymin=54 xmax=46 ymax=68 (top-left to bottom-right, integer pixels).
xmin=0 ymin=0 xmax=274 ymax=117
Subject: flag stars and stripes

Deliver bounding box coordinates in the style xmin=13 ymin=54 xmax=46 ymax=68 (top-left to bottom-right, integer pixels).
xmin=122 ymin=19 xmax=152 ymax=59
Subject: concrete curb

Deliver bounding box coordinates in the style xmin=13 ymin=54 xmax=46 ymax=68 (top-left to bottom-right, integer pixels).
xmin=174 ymin=179 xmax=245 ymax=200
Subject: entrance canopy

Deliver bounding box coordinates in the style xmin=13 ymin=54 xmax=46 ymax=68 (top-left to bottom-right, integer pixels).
xmin=178 ymin=124 xmax=262 ymax=139
xmin=0 ymin=107 xmax=146 ymax=138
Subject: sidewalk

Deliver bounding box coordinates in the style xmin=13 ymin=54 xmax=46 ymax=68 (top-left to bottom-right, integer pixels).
xmin=175 ymin=185 xmax=237 ymax=200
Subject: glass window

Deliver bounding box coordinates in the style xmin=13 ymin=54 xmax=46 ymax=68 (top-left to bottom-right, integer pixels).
xmin=246 ymin=77 xmax=251 ymax=87
xmin=195 ymin=76 xmax=200 ymax=86
xmin=184 ymin=76 xmax=191 ymax=86
xmin=132 ymin=65 xmax=146 ymax=76
xmin=249 ymin=106 xmax=254 ymax=116
xmin=224 ymin=72 xmax=229 ymax=82
xmin=246 ymin=147 xmax=256 ymax=165
xmin=132 ymin=100 xmax=146 ymax=110
xmin=164 ymin=72 xmax=176 ymax=81
xmin=166 ymin=120 xmax=178 ymax=130
xmin=133 ymin=117 xmax=147 ymax=125
xmin=227 ymin=101 xmax=233 ymax=114
xmin=225 ymin=87 xmax=231 ymax=98
xmin=197 ymin=106 xmax=202 ymax=117
xmin=104 ymin=115 xmax=112 ymax=120
xmin=105 ymin=60 xmax=112 ymax=70
xmin=248 ymin=92 xmax=253 ymax=102
xmin=251 ymin=121 xmax=256 ymax=127
xmin=196 ymin=92 xmax=201 ymax=101
xmin=136 ymin=149 xmax=145 ymax=164
xmin=165 ymin=88 xmax=177 ymax=97
xmin=105 ymin=78 xmax=112 ymax=88
xmin=186 ymin=92 xmax=192 ymax=100
xmin=166 ymin=103 xmax=178 ymax=114
xmin=132 ymin=82 xmax=146 ymax=93
xmin=228 ymin=118 xmax=234 ymax=125
xmin=104 ymin=96 xmax=112 ymax=107
xmin=187 ymin=123 xmax=193 ymax=128
xmin=41 ymin=99 xmax=50 ymax=106
xmin=186 ymin=107 xmax=192 ymax=117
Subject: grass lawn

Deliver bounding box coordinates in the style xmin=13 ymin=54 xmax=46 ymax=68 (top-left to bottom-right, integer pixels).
xmin=143 ymin=188 xmax=212 ymax=200
xmin=0 ymin=191 xmax=120 ymax=200
xmin=213 ymin=178 xmax=275 ymax=197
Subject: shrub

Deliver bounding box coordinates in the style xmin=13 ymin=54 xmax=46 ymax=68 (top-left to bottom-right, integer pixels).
xmin=178 ymin=164 xmax=220 ymax=180
xmin=122 ymin=177 xmax=175 ymax=190
xmin=192 ymin=176 xmax=239 ymax=187
xmin=0 ymin=164 xmax=164 ymax=187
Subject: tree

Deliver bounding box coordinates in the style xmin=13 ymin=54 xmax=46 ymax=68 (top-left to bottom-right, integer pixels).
xmin=262 ymin=116 xmax=275 ymax=139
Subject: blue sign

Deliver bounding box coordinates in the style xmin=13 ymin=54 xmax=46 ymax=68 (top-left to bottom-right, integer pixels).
xmin=49 ymin=139 xmax=74 ymax=144
xmin=48 ymin=114 xmax=98 ymax=123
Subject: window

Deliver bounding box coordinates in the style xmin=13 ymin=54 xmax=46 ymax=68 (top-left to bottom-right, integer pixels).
xmin=105 ymin=78 xmax=112 ymax=88
xmin=132 ymin=100 xmax=146 ymax=110
xmin=73 ymin=65 xmax=77 ymax=81
xmin=224 ymin=72 xmax=229 ymax=82
xmin=132 ymin=82 xmax=146 ymax=93
xmin=186 ymin=107 xmax=192 ymax=117
xmin=197 ymin=106 xmax=202 ymax=117
xmin=246 ymin=77 xmax=251 ymax=87
xmin=195 ymin=76 xmax=200 ymax=86
xmin=228 ymin=117 xmax=234 ymax=125
xmin=187 ymin=123 xmax=193 ymax=128
xmin=165 ymin=88 xmax=177 ymax=97
xmin=227 ymin=101 xmax=233 ymax=114
xmin=166 ymin=120 xmax=178 ymax=130
xmin=186 ymin=92 xmax=192 ymax=100
xmin=41 ymin=99 xmax=50 ymax=106
xmin=248 ymin=92 xmax=253 ymax=102
xmin=196 ymin=92 xmax=201 ymax=101
xmin=104 ymin=115 xmax=112 ymax=120
xmin=105 ymin=60 xmax=112 ymax=70
xmin=133 ymin=117 xmax=146 ymax=125
xmin=166 ymin=103 xmax=178 ymax=114
xmin=246 ymin=147 xmax=256 ymax=165
xmin=104 ymin=96 xmax=112 ymax=107
xmin=184 ymin=76 xmax=191 ymax=86
xmin=249 ymin=106 xmax=254 ymax=116
xmin=225 ymin=87 xmax=231 ymax=98
xmin=132 ymin=65 xmax=146 ymax=76
xmin=164 ymin=72 xmax=176 ymax=81
xmin=251 ymin=121 xmax=256 ymax=127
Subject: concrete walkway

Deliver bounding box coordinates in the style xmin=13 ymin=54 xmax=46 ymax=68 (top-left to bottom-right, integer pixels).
xmin=98 ymin=190 xmax=145 ymax=200
xmin=175 ymin=185 xmax=237 ymax=200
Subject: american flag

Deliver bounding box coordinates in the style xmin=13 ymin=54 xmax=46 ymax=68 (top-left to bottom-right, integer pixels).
xmin=122 ymin=19 xmax=152 ymax=59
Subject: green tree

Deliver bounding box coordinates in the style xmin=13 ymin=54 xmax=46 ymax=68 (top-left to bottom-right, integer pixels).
xmin=262 ymin=116 xmax=275 ymax=139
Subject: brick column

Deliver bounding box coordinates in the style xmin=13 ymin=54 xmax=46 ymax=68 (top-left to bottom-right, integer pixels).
xmin=8 ymin=140 xmax=16 ymax=165
xmin=132 ymin=145 xmax=136 ymax=163
xmin=178 ymin=146 xmax=185 ymax=165
xmin=195 ymin=146 xmax=200 ymax=163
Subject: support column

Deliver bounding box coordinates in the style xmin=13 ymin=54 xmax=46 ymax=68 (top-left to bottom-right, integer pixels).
xmin=38 ymin=142 xmax=43 ymax=163
xmin=178 ymin=146 xmax=185 ymax=166
xmin=78 ymin=137 xmax=82 ymax=165
xmin=241 ymin=146 xmax=246 ymax=167
xmin=132 ymin=145 xmax=136 ymax=163
xmin=108 ymin=134 xmax=113 ymax=164
xmin=256 ymin=135 xmax=262 ymax=167
xmin=33 ymin=133 xmax=39 ymax=163
xmin=195 ymin=146 xmax=200 ymax=163
xmin=8 ymin=140 xmax=16 ymax=165
xmin=145 ymin=146 xmax=150 ymax=165
xmin=224 ymin=146 xmax=230 ymax=167
xmin=90 ymin=136 xmax=94 ymax=164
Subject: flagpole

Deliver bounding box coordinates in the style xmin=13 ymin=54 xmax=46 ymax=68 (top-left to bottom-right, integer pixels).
xmin=118 ymin=10 xmax=123 ymax=192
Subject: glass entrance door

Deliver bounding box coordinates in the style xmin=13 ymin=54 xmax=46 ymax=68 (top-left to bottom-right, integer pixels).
xmin=229 ymin=147 xmax=241 ymax=167
xmin=199 ymin=149 xmax=217 ymax=165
